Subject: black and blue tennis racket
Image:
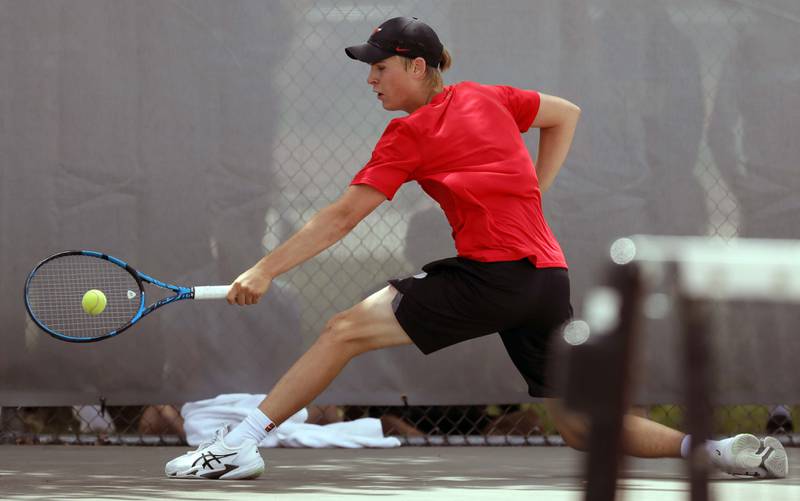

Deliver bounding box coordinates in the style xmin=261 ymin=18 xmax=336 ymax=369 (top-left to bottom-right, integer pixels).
xmin=24 ymin=250 xmax=230 ymax=343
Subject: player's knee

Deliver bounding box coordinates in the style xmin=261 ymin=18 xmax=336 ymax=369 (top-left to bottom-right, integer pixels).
xmin=558 ymin=424 xmax=589 ymax=451
xmin=545 ymin=399 xmax=589 ymax=451
xmin=318 ymin=310 xmax=372 ymax=356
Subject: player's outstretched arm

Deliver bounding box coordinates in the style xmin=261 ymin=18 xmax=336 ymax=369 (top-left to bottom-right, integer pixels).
xmin=532 ymin=93 xmax=581 ymax=193
xmin=228 ymin=184 xmax=386 ymax=305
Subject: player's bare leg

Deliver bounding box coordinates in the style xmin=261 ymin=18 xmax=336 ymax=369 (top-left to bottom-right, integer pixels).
xmin=165 ymin=285 xmax=410 ymax=480
xmin=544 ymin=398 xmax=788 ymax=478
xmin=259 ymin=285 xmax=412 ymax=424
xmin=544 ymin=398 xmax=684 ymax=458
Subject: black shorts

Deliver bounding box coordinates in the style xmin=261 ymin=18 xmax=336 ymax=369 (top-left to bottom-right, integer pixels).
xmin=389 ymin=257 xmax=572 ymax=398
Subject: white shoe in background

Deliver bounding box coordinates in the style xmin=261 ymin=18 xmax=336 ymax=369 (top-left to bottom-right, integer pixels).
xmin=728 ymin=436 xmax=789 ymax=479
xmin=707 ymin=433 xmax=762 ymax=475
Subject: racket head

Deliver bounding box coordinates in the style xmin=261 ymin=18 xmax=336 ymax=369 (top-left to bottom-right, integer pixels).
xmin=24 ymin=251 xmax=146 ymax=342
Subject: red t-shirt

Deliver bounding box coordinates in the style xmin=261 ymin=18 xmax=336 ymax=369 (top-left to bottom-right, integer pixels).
xmin=351 ymin=81 xmax=567 ymax=268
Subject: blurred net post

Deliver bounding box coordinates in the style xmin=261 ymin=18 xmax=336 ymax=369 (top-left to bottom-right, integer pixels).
xmin=558 ymin=235 xmax=800 ymax=500
xmin=558 ymin=260 xmax=645 ymax=501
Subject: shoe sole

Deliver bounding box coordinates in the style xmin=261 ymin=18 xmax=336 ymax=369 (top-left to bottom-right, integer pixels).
xmin=220 ymin=460 xmax=265 ymax=480
xmin=761 ymin=436 xmax=788 ymax=479
xmin=169 ymin=459 xmax=265 ymax=480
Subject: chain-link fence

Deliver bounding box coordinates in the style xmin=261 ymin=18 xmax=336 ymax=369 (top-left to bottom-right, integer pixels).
xmin=1 ymin=403 xmax=797 ymax=446
xmin=2 ymin=0 xmax=799 ymax=446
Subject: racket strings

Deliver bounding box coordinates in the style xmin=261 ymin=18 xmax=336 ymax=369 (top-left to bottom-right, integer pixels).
xmin=26 ymin=255 xmax=141 ymax=339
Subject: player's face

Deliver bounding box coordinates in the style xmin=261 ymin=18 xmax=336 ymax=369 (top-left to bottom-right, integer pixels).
xmin=367 ymin=56 xmax=418 ymax=112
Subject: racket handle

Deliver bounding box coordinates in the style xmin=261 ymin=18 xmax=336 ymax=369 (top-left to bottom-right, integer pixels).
xmin=193 ymin=285 xmax=231 ymax=300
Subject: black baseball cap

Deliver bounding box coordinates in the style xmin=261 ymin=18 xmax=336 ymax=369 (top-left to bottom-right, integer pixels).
xmin=345 ymin=17 xmax=444 ymax=69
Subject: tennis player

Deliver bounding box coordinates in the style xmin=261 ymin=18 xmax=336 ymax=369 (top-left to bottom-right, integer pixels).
xmin=165 ymin=17 xmax=788 ymax=480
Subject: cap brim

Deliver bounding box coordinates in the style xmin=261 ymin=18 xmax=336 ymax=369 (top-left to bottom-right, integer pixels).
xmin=345 ymin=43 xmax=395 ymax=64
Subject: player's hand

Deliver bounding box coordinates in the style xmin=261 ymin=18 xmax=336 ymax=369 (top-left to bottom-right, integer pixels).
xmin=228 ymin=265 xmax=273 ymax=306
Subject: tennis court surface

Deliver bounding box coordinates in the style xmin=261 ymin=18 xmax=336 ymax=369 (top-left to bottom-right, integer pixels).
xmin=1 ymin=445 xmax=797 ymax=500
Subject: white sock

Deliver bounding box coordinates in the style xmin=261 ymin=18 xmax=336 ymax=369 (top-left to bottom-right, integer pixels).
xmin=680 ymin=435 xmax=692 ymax=458
xmin=225 ymin=408 xmax=276 ymax=447
xmin=680 ymin=435 xmax=732 ymax=459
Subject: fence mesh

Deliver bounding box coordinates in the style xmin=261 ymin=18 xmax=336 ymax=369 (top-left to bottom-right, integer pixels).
xmin=1 ymin=403 xmax=797 ymax=446
xmin=3 ymin=0 xmax=798 ymax=446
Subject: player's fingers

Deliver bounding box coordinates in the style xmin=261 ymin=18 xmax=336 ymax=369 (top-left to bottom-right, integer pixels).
xmin=227 ymin=283 xmax=239 ymax=305
xmin=235 ymin=289 xmax=247 ymax=306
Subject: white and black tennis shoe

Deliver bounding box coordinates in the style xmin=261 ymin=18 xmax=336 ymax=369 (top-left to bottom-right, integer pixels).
xmin=728 ymin=436 xmax=789 ymax=479
xmin=165 ymin=427 xmax=265 ymax=480
xmin=708 ymin=433 xmax=788 ymax=479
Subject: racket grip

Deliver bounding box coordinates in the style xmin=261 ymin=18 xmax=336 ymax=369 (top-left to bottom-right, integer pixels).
xmin=193 ymin=285 xmax=231 ymax=300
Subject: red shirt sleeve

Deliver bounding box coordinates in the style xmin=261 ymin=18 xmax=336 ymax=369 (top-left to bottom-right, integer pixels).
xmin=494 ymin=85 xmax=541 ymax=133
xmin=350 ymin=119 xmax=421 ymax=200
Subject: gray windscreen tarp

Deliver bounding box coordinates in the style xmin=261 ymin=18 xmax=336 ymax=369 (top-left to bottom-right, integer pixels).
xmin=1 ymin=0 xmax=798 ymax=406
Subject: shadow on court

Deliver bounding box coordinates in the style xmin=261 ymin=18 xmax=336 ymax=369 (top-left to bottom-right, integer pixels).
xmin=0 ymin=445 xmax=797 ymax=500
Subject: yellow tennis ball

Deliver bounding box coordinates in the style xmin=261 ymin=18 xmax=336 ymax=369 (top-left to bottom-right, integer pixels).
xmin=82 ymin=289 xmax=107 ymax=316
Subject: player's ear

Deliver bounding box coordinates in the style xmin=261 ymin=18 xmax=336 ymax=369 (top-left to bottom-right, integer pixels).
xmin=411 ymin=57 xmax=427 ymax=79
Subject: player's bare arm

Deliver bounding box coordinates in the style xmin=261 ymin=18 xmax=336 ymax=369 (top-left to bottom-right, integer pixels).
xmin=532 ymin=93 xmax=581 ymax=193
xmin=228 ymin=185 xmax=386 ymax=305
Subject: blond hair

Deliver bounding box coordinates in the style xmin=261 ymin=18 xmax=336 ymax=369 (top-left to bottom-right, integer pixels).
xmin=403 ymin=48 xmax=453 ymax=91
